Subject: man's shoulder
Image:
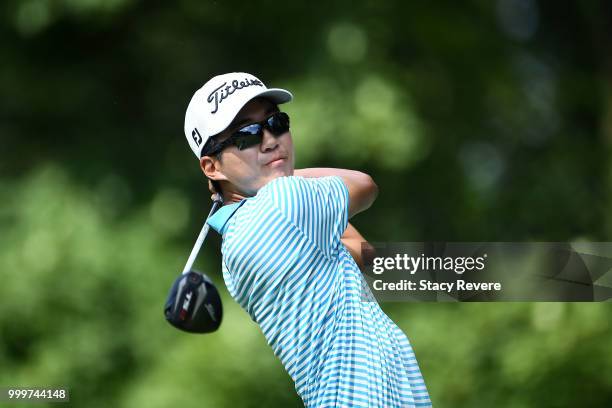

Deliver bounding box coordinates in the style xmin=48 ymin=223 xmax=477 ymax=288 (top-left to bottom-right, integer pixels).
xmin=254 ymin=175 xmax=326 ymax=207
xmin=256 ymin=175 xmax=342 ymax=198
xmin=258 ymin=175 xmax=308 ymax=194
xmin=250 ymin=175 xmax=347 ymax=219
xmin=224 ymin=177 xmax=310 ymax=236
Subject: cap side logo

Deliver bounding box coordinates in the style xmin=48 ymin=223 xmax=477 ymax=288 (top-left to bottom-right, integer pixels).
xmin=207 ymin=77 xmax=264 ymax=114
xmin=192 ymin=128 xmax=203 ymax=146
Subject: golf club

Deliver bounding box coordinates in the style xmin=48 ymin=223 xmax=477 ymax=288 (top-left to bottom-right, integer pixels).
xmin=164 ymin=198 xmax=223 ymax=333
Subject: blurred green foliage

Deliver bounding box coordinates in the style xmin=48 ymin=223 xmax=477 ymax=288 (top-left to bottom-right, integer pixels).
xmin=1 ymin=0 xmax=612 ymax=407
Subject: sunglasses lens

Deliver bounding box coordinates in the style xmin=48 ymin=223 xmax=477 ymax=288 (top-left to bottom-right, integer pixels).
xmin=227 ymin=112 xmax=290 ymax=151
xmin=267 ymin=112 xmax=290 ymax=135
xmin=238 ymin=123 xmax=263 ymax=135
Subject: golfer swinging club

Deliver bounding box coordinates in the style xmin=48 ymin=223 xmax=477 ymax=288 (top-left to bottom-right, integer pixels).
xmin=183 ymin=72 xmax=431 ymax=407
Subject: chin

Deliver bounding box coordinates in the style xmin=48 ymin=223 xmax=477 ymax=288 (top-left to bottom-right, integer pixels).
xmin=270 ymin=164 xmax=292 ymax=178
xmin=254 ymin=164 xmax=293 ymax=190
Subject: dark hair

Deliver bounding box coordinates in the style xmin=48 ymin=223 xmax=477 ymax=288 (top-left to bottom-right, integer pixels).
xmin=200 ymin=137 xmax=218 ymax=158
xmin=200 ymin=136 xmax=223 ymax=198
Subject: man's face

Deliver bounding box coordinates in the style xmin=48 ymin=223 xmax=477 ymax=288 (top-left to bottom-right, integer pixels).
xmin=202 ymin=98 xmax=295 ymax=197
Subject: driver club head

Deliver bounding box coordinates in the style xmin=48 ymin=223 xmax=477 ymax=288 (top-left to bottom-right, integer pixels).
xmin=164 ymin=270 xmax=223 ymax=334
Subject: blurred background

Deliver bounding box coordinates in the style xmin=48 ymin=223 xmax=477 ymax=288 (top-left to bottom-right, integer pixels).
xmin=2 ymin=0 xmax=612 ymax=406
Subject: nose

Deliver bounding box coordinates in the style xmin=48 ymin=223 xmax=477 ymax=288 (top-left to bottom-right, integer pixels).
xmin=260 ymin=128 xmax=279 ymax=153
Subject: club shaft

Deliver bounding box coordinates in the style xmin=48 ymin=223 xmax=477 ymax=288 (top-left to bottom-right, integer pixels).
xmin=182 ymin=200 xmax=222 ymax=274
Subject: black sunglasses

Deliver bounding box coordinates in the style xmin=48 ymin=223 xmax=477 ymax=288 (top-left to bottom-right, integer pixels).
xmin=207 ymin=112 xmax=290 ymax=155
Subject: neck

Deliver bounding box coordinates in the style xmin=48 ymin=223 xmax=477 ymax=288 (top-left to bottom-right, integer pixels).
xmin=218 ymin=181 xmax=248 ymax=204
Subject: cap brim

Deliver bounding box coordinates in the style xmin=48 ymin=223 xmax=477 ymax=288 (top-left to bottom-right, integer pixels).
xmin=253 ymin=88 xmax=293 ymax=105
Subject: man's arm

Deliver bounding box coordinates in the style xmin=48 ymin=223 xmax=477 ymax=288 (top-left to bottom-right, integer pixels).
xmin=293 ymin=168 xmax=378 ymax=218
xmin=341 ymin=223 xmax=373 ymax=270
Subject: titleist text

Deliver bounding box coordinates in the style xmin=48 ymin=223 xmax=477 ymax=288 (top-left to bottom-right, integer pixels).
xmin=207 ymin=78 xmax=264 ymax=114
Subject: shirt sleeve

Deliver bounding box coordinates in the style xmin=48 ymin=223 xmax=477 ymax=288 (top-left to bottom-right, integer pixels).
xmin=262 ymin=176 xmax=349 ymax=258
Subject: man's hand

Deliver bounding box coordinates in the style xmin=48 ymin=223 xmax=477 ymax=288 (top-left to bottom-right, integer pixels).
xmin=293 ymin=168 xmax=378 ymax=218
xmin=208 ymin=179 xmax=222 ymax=202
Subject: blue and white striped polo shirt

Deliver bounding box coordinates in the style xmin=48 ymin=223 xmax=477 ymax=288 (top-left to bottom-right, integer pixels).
xmin=208 ymin=176 xmax=431 ymax=408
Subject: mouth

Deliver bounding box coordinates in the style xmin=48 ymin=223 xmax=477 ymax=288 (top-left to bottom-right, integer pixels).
xmin=266 ymin=157 xmax=287 ymax=167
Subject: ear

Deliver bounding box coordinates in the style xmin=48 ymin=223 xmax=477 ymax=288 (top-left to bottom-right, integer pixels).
xmin=200 ymin=156 xmax=229 ymax=181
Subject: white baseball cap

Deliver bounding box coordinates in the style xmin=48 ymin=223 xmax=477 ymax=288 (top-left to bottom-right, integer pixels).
xmin=184 ymin=72 xmax=293 ymax=158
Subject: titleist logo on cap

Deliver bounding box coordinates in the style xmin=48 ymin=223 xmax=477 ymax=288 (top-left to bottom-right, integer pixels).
xmin=207 ymin=77 xmax=264 ymax=114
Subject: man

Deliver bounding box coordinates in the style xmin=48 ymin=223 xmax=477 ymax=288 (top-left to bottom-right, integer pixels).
xmin=184 ymin=72 xmax=431 ymax=407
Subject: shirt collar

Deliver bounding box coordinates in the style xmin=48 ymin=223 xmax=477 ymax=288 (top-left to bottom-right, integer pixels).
xmin=207 ymin=200 xmax=246 ymax=235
